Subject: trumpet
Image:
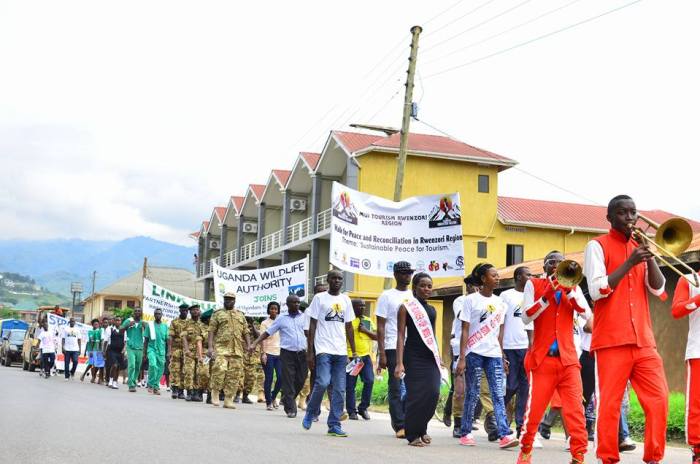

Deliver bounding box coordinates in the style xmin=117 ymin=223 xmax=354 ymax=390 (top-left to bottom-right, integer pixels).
xmin=630 ymin=214 xmax=699 ymax=287
xmin=554 ymin=259 xmax=583 ymax=289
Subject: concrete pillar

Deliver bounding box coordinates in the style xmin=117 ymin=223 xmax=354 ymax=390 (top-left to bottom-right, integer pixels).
xmin=220 ymin=224 xmax=228 ymax=266
xmin=310 ymin=175 xmax=321 ymax=233
xmin=197 ymin=236 xmax=205 ymax=277
xmin=237 ymin=215 xmax=244 ymax=265
xmin=256 ymin=202 xmax=266 ymax=268
xmin=281 ymin=191 xmax=290 ymax=263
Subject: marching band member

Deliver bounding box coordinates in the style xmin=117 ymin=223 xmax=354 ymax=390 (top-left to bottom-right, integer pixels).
xmin=583 ymin=194 xmax=668 ymax=464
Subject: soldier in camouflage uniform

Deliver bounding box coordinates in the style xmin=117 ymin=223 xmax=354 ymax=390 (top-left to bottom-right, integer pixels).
xmin=208 ymin=292 xmax=250 ymax=409
xmin=197 ymin=313 xmax=211 ymax=403
xmin=182 ymin=304 xmax=205 ymax=402
xmin=168 ymin=304 xmax=190 ymax=400
xmin=236 ymin=318 xmax=263 ymax=404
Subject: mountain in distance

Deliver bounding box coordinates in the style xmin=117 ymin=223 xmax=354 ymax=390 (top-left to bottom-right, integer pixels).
xmin=0 ymin=236 xmax=196 ymax=297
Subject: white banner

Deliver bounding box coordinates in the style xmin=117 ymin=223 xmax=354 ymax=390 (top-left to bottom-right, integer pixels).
xmin=46 ymin=312 xmax=91 ymax=372
xmin=330 ymin=182 xmax=465 ymax=277
xmin=142 ymin=278 xmax=217 ymax=324
xmin=212 ymin=257 xmax=308 ymax=317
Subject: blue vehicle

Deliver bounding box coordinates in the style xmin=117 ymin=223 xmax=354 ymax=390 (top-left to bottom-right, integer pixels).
xmin=0 ymin=319 xmax=28 ymax=340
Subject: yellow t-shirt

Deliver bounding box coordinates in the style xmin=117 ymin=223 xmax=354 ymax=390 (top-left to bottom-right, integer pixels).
xmin=348 ymin=316 xmax=375 ymax=357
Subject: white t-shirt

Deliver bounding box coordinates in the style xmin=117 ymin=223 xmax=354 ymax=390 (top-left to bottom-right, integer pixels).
xmin=307 ymin=292 xmax=355 ymax=356
xmin=459 ymin=292 xmax=506 ymax=358
xmin=500 ymin=289 xmax=533 ymax=350
xmin=376 ymin=288 xmax=413 ymax=350
xmin=38 ymin=329 xmax=57 ymax=354
xmin=62 ymin=326 xmax=81 ymax=352
xmin=450 ymin=295 xmax=468 ymax=356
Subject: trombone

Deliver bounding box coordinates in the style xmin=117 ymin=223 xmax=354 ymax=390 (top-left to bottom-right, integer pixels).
xmin=630 ymin=214 xmax=699 ymax=287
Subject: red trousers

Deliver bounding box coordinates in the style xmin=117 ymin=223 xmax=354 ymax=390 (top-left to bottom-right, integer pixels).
xmin=521 ymin=356 xmax=587 ymax=458
xmin=687 ymin=359 xmax=700 ymax=449
xmin=595 ymin=345 xmax=669 ymax=464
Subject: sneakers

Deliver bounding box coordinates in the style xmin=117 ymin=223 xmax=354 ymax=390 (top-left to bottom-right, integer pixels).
xmin=570 ymin=453 xmax=585 ymax=464
xmin=533 ymin=437 xmax=543 ymax=449
xmin=459 ymin=434 xmax=476 ymax=446
xmin=516 ymin=451 xmax=532 ymax=464
xmin=327 ymin=426 xmax=348 ymax=437
xmin=302 ymin=414 xmax=313 ymax=430
xmin=499 ymin=435 xmax=520 ymax=449
xmin=619 ymin=436 xmax=636 ymax=452
xmin=129 ymin=386 xmax=136 ymax=392
xmin=565 ymin=437 xmax=570 ymax=451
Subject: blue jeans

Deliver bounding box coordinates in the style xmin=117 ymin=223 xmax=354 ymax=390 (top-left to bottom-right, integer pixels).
xmin=619 ymin=387 xmax=631 ymax=441
xmin=263 ymin=353 xmax=282 ymax=405
xmin=461 ymin=352 xmax=510 ymax=438
xmin=503 ymin=348 xmax=529 ymax=428
xmin=305 ymin=353 xmax=347 ymax=428
xmin=346 ymin=355 xmax=374 ymax=414
xmin=64 ymin=351 xmax=79 ymax=378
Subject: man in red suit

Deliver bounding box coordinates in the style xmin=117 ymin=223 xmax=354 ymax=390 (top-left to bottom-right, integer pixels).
xmin=583 ymin=194 xmax=668 ymax=464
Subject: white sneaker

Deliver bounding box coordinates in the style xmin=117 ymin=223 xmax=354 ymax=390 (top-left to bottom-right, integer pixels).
xmin=533 ymin=437 xmax=543 ymax=449
xmin=565 ymin=436 xmax=570 ymax=451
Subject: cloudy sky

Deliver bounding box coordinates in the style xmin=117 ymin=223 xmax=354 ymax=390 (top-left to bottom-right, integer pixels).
xmin=1 ymin=0 xmax=698 ymax=246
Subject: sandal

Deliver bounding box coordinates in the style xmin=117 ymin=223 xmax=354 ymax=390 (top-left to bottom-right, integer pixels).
xmin=408 ymin=438 xmax=425 ymax=447
xmin=421 ymin=435 xmax=432 ymax=445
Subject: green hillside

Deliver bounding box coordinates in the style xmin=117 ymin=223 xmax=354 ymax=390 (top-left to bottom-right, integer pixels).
xmin=0 ymin=271 xmax=71 ymax=310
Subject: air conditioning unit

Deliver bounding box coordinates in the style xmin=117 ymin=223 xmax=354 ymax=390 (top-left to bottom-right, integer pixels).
xmin=209 ymin=240 xmax=220 ymax=250
xmin=242 ymin=222 xmax=258 ymax=234
xmin=290 ymin=198 xmax=307 ymax=212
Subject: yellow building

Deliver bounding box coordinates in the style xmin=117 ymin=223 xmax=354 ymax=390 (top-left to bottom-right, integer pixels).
xmin=191 ymin=128 xmax=699 ymax=363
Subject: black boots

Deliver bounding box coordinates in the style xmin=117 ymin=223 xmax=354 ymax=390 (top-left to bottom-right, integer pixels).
xmin=586 ymin=419 xmax=595 ymax=441
xmin=171 ymin=386 xmax=179 ymax=399
xmin=193 ymin=389 xmax=203 ymax=402
xmin=186 ymin=389 xmax=193 ymax=401
xmin=205 ymin=390 xmax=212 ymax=404
xmin=453 ymin=417 xmax=462 ymax=438
xmin=177 ymin=388 xmax=185 ymax=400
xmin=485 ymin=412 xmax=499 ymax=442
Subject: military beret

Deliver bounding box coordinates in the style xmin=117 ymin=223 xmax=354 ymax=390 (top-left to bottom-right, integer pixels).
xmin=178 ymin=303 xmax=190 ymax=310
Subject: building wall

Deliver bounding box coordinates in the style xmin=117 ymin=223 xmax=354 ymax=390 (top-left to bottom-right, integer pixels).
xmin=264 ymin=206 xmax=281 ymax=235
xmin=83 ymin=295 xmax=142 ymax=321
xmin=224 ymin=227 xmax=237 ymax=254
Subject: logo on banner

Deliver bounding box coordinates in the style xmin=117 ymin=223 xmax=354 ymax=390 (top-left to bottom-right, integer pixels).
xmin=416 ymin=260 xmax=425 ymax=272
xmin=288 ymin=284 xmax=306 ymax=298
xmin=386 ymin=261 xmax=394 ymax=272
xmin=428 ymin=260 xmax=440 ymax=271
xmin=361 ymin=259 xmax=371 ymax=270
xmin=350 ymin=257 xmax=360 ymax=268
xmin=332 ymin=191 xmax=359 ymax=225
xmin=428 ymin=196 xmax=461 ymax=228
xmin=455 ymin=256 xmax=464 ymax=270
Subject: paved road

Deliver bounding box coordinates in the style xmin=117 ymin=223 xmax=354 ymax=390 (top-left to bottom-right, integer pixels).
xmin=0 ymin=366 xmax=690 ymax=463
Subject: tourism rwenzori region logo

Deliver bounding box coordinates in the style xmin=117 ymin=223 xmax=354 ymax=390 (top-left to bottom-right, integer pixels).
xmin=428 ymin=196 xmax=461 ymax=228
xmin=332 ymin=191 xmax=359 ymax=225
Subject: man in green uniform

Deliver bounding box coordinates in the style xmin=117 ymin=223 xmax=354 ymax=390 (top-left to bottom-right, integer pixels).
xmin=208 ymin=292 xmax=250 ymax=409
xmin=168 ymin=303 xmax=189 ymax=399
xmin=120 ymin=308 xmax=146 ymax=393
xmin=183 ymin=304 xmax=205 ymax=402
xmin=199 ymin=313 xmax=212 ymax=403
xmin=145 ymin=308 xmax=169 ymax=395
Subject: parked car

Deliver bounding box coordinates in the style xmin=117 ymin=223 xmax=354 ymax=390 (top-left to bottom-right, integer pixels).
xmin=1 ymin=329 xmax=26 ymax=366
xmin=1 ymin=319 xmax=28 ymax=339
xmin=22 ymin=324 xmax=41 ymax=372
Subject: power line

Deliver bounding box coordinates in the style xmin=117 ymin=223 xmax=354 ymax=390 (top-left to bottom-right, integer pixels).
xmin=423 ymin=0 xmax=499 ymax=38
xmin=423 ymin=0 xmax=536 ymax=53
xmin=423 ymin=0 xmax=585 ymax=66
xmin=413 ymin=117 xmax=603 ymax=206
xmin=367 ymin=85 xmax=403 ymax=124
xmin=423 ymin=0 xmax=467 ymax=27
xmin=424 ymin=0 xmax=644 ymax=79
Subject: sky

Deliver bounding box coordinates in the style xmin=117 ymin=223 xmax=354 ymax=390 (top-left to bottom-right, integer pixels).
xmin=1 ymin=0 xmax=698 ymax=246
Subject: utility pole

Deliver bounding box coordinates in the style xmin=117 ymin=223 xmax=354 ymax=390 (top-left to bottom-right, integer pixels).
xmin=384 ymin=25 xmax=423 ymax=290
xmin=141 ymin=257 xmax=148 ymax=309
xmin=89 ymin=271 xmax=96 ymax=319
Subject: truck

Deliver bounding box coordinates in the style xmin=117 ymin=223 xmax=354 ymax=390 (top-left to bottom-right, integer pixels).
xmin=1 ymin=319 xmax=28 ymax=339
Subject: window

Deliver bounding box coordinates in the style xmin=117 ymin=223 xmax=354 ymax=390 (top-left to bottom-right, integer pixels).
xmin=104 ymin=299 xmax=122 ymax=311
xmin=126 ymin=300 xmax=136 ymax=309
xmin=478 ymin=174 xmax=489 ymax=193
xmin=477 ymin=241 xmax=488 ymax=258
xmin=506 ymin=244 xmax=524 ymax=266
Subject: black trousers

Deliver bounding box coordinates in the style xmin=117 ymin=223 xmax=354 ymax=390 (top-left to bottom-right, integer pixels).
xmin=404 ymin=351 xmax=440 ymax=442
xmin=280 ymin=349 xmax=308 ymax=414
xmin=580 ymin=350 xmax=595 ymax=421
xmin=386 ymin=349 xmax=406 ymax=431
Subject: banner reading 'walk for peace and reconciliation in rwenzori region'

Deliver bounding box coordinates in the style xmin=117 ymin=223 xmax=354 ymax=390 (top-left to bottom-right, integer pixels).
xmin=142 ymin=278 xmax=216 ymax=324
xmin=330 ymin=182 xmax=465 ymax=278
xmin=212 ymin=257 xmax=308 ymax=317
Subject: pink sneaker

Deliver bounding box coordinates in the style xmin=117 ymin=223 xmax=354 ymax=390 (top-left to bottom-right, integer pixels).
xmin=516 ymin=451 xmax=532 ymax=464
xmin=499 ymin=435 xmax=520 ymax=449
xmin=459 ymin=433 xmax=476 ymax=446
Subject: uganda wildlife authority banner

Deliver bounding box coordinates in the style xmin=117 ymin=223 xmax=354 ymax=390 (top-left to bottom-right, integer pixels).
xmin=212 ymin=257 xmax=308 ymax=317
xmin=142 ymin=278 xmax=216 ymax=324
xmin=330 ymin=182 xmax=465 ymax=277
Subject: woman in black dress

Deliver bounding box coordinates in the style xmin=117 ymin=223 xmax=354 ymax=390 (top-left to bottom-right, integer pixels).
xmin=395 ymin=272 xmax=441 ymax=447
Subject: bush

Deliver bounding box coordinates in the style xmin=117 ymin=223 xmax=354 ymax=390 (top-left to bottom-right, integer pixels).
xmin=628 ymin=390 xmax=686 ymax=441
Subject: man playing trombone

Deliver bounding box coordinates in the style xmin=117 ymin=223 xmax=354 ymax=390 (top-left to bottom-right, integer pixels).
xmin=583 ymin=194 xmax=668 ymax=464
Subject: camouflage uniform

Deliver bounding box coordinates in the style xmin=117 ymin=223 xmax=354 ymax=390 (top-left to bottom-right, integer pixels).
xmin=209 ymin=308 xmax=249 ymax=398
xmin=195 ymin=320 xmax=210 ymax=390
xmin=182 ymin=319 xmax=202 ymax=390
xmin=169 ymin=318 xmax=189 ymax=388
xmin=240 ymin=342 xmax=262 ymax=395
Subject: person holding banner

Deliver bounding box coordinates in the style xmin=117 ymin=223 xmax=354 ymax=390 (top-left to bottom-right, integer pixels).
xmin=302 ymin=270 xmax=357 ymax=437
xmin=455 ymin=264 xmax=518 ymax=449
xmin=61 ymin=317 xmax=82 ymax=380
xmin=394 ymin=272 xmax=442 ymax=447
xmin=516 ymin=251 xmax=589 ymax=464
xmin=120 ymin=308 xmax=146 ymax=393
xmin=145 ymin=308 xmax=169 ymax=395
xmin=377 ymin=261 xmax=414 ymax=438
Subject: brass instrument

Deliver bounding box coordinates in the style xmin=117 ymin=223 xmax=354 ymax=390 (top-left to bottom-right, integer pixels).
xmin=555 ymin=259 xmax=583 ymax=288
xmin=630 ymin=214 xmax=699 ymax=287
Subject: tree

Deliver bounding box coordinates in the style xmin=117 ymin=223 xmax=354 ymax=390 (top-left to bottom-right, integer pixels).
xmin=0 ymin=308 xmax=19 ymax=319
xmin=113 ymin=307 xmax=134 ymax=320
